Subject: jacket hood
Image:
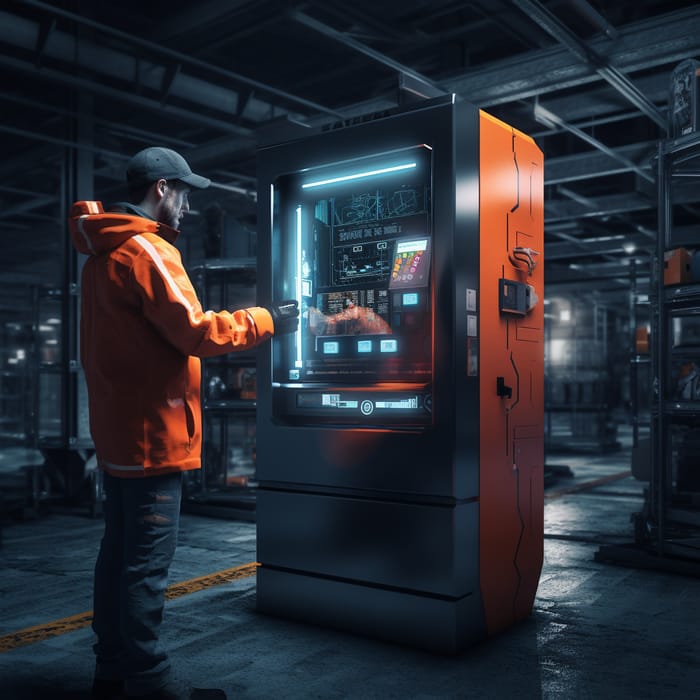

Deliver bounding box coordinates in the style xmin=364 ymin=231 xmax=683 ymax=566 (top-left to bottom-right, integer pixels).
xmin=69 ymin=200 xmax=179 ymax=256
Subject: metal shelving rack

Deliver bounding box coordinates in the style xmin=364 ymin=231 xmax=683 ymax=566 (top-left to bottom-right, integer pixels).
xmin=598 ymin=132 xmax=700 ymax=574
xmin=650 ymin=134 xmax=700 ymax=564
xmin=628 ymin=257 xmax=652 ymax=453
xmin=182 ymin=258 xmax=259 ymax=520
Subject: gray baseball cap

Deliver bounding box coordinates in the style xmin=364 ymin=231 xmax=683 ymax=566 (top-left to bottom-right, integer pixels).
xmin=126 ymin=147 xmax=211 ymax=189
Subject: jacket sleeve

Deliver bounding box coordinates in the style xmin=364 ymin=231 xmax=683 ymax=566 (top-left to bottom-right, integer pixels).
xmin=128 ymin=233 xmax=274 ymax=357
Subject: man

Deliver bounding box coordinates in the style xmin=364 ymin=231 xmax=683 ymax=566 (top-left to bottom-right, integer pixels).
xmin=69 ymin=147 xmax=298 ymax=700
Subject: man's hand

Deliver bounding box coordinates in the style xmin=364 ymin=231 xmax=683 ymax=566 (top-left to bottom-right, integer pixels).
xmin=268 ymin=299 xmax=299 ymax=335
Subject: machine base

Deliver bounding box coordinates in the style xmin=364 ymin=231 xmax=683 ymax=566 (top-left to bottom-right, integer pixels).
xmin=256 ymin=566 xmax=486 ymax=654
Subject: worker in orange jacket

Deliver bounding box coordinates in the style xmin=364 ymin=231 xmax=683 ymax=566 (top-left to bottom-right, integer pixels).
xmin=69 ymin=147 xmax=298 ymax=700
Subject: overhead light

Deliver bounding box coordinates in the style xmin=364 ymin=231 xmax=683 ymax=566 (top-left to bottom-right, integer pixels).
xmin=302 ymin=162 xmax=417 ymax=189
xmin=623 ymin=243 xmax=636 ymax=254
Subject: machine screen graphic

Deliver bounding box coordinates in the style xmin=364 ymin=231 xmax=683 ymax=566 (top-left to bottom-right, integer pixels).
xmin=272 ymin=145 xmax=433 ymax=424
xmin=390 ymin=238 xmax=431 ymax=289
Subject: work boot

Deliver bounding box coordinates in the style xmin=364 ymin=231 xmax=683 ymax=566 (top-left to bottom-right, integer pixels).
xmin=91 ymin=677 xmax=125 ymax=700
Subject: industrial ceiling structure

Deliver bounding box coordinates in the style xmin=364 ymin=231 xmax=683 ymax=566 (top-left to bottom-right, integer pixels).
xmin=2 ymin=0 xmax=700 ymax=314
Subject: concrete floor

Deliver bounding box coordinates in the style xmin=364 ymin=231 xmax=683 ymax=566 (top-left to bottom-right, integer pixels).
xmin=1 ymin=448 xmax=700 ymax=699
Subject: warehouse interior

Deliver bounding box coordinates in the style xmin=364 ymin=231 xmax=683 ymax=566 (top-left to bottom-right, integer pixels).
xmin=2 ymin=0 xmax=700 ymax=697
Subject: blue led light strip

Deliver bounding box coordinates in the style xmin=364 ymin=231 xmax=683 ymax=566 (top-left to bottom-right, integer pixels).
xmin=301 ymin=162 xmax=417 ymax=189
xmin=295 ymin=205 xmax=303 ymax=369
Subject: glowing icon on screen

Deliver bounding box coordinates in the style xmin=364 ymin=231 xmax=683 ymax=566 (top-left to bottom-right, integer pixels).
xmin=323 ymin=341 xmax=340 ymax=354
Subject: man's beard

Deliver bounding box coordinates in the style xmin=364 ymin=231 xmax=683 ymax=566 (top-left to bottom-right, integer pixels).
xmin=158 ymin=198 xmax=180 ymax=229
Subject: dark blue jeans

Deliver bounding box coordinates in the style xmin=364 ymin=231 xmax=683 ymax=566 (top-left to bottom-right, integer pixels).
xmin=92 ymin=471 xmax=182 ymax=696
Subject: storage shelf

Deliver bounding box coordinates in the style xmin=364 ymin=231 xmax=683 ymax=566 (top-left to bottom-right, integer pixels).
xmin=671 ymin=345 xmax=700 ymax=355
xmin=664 ymin=284 xmax=700 ymax=306
xmin=186 ymin=256 xmax=259 ymax=513
xmin=663 ymin=401 xmax=700 ymax=416
xmin=638 ymin=134 xmax=700 ymax=564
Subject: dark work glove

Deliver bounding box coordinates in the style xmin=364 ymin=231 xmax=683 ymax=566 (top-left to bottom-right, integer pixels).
xmin=268 ymin=299 xmax=299 ymax=335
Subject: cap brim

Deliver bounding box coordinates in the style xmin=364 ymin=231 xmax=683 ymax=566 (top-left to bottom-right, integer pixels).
xmin=181 ymin=172 xmax=211 ymax=189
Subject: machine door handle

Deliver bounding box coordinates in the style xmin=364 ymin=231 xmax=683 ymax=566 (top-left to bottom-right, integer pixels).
xmin=496 ymin=376 xmax=513 ymax=399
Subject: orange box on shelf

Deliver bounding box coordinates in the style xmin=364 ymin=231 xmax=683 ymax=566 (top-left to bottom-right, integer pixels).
xmin=635 ymin=326 xmax=649 ymax=354
xmin=664 ymin=248 xmax=692 ymax=286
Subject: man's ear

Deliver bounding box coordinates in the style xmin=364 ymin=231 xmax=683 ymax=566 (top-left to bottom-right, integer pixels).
xmin=155 ymin=179 xmax=167 ymax=199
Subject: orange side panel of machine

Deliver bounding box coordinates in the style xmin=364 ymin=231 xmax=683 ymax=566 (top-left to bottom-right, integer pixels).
xmin=478 ymin=110 xmax=544 ymax=636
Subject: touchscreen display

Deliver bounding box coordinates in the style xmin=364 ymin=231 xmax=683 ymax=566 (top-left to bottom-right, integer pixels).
xmin=272 ymin=146 xmax=433 ymax=385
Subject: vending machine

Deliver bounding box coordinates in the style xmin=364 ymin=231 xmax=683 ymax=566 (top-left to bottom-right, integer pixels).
xmin=255 ymin=95 xmax=544 ymax=652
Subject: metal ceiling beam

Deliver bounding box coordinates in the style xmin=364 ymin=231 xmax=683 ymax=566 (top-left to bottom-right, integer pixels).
xmin=14 ymin=0 xmax=344 ymax=119
xmin=565 ymin=0 xmax=618 ymax=39
xmin=530 ymin=71 xmax=669 ymax=128
xmin=291 ymin=10 xmax=444 ymax=95
xmin=315 ymin=0 xmax=408 ymax=45
xmin=0 ymin=121 xmax=254 ymax=202
xmin=546 ymin=236 xmax=648 ymax=261
xmin=545 ymin=270 xmax=636 ymax=286
xmin=0 ymin=92 xmax=195 ymax=150
xmin=508 ymin=0 xmax=666 ymax=128
xmin=0 ymin=53 xmax=253 ymax=139
xmin=0 ymin=142 xmax=58 ymax=182
xmin=556 ymin=186 xmax=656 ymax=242
xmin=0 ymin=193 xmax=58 ymax=220
xmin=153 ymin=0 xmax=255 ymax=41
xmin=441 ymin=6 xmax=700 ymax=107
xmin=34 ymin=16 xmax=55 ymax=66
xmin=545 ymin=192 xmax=653 ymax=223
xmin=304 ymin=8 xmax=689 ymax=129
xmin=534 ymin=102 xmax=654 ymax=183
xmin=545 ymin=141 xmax=656 ymax=185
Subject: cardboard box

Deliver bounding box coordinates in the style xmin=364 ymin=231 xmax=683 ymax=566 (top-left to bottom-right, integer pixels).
xmin=664 ymin=248 xmax=692 ymax=286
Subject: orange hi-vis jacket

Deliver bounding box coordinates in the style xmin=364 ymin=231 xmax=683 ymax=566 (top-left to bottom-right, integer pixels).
xmin=68 ymin=201 xmax=274 ymax=478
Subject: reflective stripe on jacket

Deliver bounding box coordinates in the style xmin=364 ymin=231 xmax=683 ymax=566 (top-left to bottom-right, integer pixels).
xmin=68 ymin=200 xmax=274 ymax=477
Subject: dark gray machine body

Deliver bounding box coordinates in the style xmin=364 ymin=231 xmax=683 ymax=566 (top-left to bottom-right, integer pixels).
xmin=254 ymin=96 xmax=544 ymax=652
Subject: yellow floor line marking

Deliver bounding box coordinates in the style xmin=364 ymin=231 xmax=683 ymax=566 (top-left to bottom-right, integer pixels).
xmin=0 ymin=561 xmax=258 ymax=654
xmin=545 ymin=470 xmax=632 ymax=500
